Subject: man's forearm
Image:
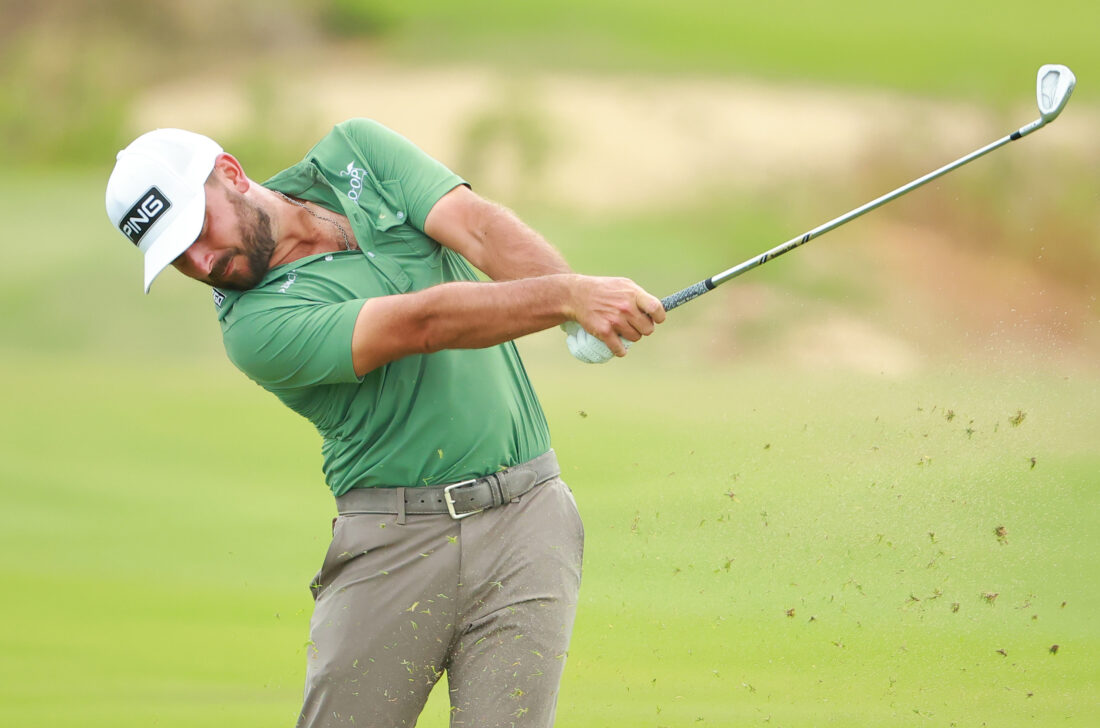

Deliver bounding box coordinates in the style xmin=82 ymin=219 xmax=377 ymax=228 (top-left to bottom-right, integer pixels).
xmin=352 ymin=275 xmax=578 ymax=375
xmin=412 ymin=276 xmax=575 ymax=350
xmin=352 ymin=270 xmax=663 ymax=375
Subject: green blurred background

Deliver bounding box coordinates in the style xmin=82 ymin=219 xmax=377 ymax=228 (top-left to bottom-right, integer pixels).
xmin=2 ymin=1 xmax=1097 ymax=726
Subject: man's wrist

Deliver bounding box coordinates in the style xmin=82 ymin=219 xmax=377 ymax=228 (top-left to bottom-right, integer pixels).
xmin=553 ymin=273 xmax=584 ymax=324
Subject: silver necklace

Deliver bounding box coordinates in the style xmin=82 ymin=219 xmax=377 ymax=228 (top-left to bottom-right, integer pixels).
xmin=272 ymin=189 xmax=353 ymax=251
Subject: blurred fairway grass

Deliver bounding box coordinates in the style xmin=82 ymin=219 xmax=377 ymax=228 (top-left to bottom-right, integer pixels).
xmin=2 ymin=162 xmax=1097 ymax=724
xmin=1 ymin=352 xmax=1095 ymax=727
xmin=539 ymin=361 xmax=1097 ymax=727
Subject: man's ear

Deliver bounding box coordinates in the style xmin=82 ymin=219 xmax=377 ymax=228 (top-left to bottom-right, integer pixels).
xmin=212 ymin=153 xmax=249 ymax=193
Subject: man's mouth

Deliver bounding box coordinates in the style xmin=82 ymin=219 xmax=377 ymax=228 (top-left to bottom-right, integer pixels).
xmin=211 ymin=253 xmax=233 ymax=282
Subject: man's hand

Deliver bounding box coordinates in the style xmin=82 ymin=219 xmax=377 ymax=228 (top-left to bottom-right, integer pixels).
xmin=563 ymin=275 xmax=665 ymax=362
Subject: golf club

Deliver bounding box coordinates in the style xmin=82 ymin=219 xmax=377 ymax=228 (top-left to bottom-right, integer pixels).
xmin=565 ymin=64 xmax=1076 ymax=363
xmin=660 ymin=63 xmax=1076 ymax=312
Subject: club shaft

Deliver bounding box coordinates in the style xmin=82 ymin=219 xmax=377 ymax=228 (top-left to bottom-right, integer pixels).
xmin=660 ymin=118 xmax=1044 ymax=312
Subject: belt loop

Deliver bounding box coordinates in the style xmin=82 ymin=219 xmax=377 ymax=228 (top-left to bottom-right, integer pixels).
xmin=490 ymin=473 xmax=505 ymax=507
xmin=396 ymin=487 xmax=407 ymax=525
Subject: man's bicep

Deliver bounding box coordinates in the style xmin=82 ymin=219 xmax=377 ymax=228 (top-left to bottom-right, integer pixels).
xmin=424 ymin=186 xmax=572 ymax=281
xmin=350 ymin=295 xmax=430 ymax=377
xmin=223 ymin=301 xmax=365 ymax=389
xmin=422 ymin=185 xmax=491 ymax=268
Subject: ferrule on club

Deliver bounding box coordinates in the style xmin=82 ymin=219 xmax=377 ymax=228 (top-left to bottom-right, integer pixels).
xmin=1011 ymin=118 xmax=1045 ymax=140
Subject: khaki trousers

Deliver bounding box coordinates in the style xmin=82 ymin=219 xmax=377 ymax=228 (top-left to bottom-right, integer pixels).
xmin=295 ymin=476 xmax=584 ymax=727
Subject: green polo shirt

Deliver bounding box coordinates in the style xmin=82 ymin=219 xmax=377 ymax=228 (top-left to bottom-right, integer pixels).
xmin=213 ymin=119 xmax=551 ymax=496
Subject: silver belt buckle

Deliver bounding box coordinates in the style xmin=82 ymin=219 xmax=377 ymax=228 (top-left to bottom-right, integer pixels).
xmin=443 ymin=479 xmax=483 ymax=520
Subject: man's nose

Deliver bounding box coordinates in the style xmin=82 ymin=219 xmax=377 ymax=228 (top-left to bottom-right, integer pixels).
xmin=174 ymin=242 xmax=212 ymax=278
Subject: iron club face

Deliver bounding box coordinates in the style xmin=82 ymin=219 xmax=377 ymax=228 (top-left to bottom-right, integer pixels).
xmin=1037 ymin=64 xmax=1076 ymax=124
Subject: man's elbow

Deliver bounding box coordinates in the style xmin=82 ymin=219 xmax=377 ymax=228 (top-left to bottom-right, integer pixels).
xmin=415 ymin=311 xmax=460 ymax=355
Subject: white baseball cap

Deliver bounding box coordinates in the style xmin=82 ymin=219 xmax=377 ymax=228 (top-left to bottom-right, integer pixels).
xmin=106 ymin=128 xmax=223 ymax=293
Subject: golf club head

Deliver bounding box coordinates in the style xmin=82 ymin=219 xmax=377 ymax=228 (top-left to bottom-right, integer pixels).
xmin=1037 ymin=64 xmax=1075 ymax=123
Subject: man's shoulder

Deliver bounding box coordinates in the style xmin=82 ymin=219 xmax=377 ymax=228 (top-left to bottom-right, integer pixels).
xmin=211 ymin=269 xmax=298 ymax=323
xmin=262 ymin=119 xmax=384 ymax=192
xmin=306 ymin=119 xmax=394 ymax=158
xmin=212 ymin=283 xmax=274 ymax=324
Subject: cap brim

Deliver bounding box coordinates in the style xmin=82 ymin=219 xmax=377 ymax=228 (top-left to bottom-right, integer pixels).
xmin=141 ymin=194 xmax=206 ymax=294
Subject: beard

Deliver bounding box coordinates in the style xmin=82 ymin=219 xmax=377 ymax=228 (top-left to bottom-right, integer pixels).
xmin=208 ymin=190 xmax=277 ymax=291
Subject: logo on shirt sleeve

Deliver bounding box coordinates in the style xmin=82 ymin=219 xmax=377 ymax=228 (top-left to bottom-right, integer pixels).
xmin=212 ymin=288 xmax=225 ymax=307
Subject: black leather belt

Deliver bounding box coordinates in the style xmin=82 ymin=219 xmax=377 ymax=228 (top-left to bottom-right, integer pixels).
xmin=335 ymin=450 xmax=560 ymax=521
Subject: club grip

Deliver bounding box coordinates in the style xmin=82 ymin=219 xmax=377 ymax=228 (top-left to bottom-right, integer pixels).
xmin=660 ymin=280 xmax=713 ymax=312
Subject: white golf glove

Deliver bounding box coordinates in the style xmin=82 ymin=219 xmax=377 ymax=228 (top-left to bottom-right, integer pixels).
xmin=561 ymin=321 xmax=631 ymax=364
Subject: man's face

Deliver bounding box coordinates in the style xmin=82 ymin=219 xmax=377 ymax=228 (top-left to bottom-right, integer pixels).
xmin=171 ymin=179 xmax=276 ymax=291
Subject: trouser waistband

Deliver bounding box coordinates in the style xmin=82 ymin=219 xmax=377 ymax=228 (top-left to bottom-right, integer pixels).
xmin=335 ymin=450 xmax=560 ymax=522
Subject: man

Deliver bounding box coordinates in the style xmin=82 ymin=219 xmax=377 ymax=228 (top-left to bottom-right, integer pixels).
xmin=105 ymin=119 xmax=665 ymax=726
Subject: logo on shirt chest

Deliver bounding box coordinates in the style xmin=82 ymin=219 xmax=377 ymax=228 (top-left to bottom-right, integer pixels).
xmin=340 ymin=161 xmax=366 ymax=201
xmin=278 ymin=270 xmax=298 ymax=293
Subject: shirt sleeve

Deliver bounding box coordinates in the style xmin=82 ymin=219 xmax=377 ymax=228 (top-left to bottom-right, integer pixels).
xmin=336 ymin=119 xmax=467 ymax=231
xmin=221 ymin=297 xmax=365 ymax=390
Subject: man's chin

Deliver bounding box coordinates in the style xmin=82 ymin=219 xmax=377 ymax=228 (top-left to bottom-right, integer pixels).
xmin=208 ymin=270 xmax=264 ymax=291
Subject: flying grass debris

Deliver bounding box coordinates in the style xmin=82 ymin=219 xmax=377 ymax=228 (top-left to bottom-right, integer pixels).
xmin=1009 ymin=410 xmax=1027 ymax=427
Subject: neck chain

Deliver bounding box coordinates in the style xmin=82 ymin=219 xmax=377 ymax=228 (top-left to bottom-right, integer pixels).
xmin=272 ymin=189 xmax=353 ymax=251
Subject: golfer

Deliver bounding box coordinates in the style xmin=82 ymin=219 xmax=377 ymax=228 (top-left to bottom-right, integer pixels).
xmin=105 ymin=119 xmax=664 ymax=726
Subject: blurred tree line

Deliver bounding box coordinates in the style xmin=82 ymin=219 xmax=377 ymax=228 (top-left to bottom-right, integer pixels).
xmin=0 ymin=0 xmax=393 ymax=168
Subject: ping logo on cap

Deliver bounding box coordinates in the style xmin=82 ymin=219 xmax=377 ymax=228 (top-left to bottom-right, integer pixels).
xmin=120 ymin=187 xmax=172 ymax=245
